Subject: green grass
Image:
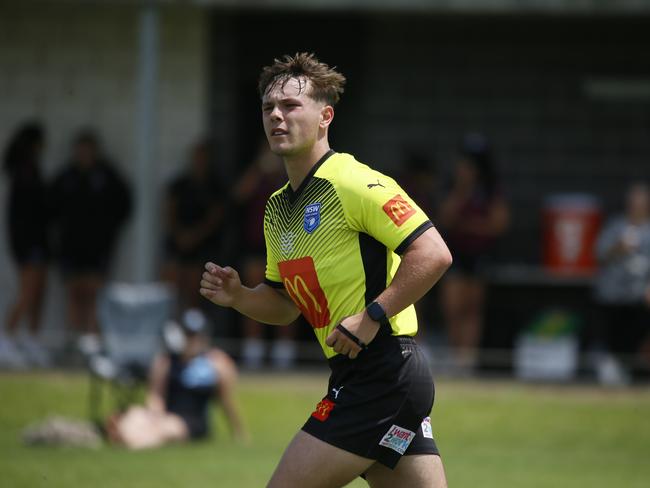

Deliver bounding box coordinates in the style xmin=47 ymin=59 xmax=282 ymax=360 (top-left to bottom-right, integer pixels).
xmin=1 ymin=372 xmax=649 ymax=487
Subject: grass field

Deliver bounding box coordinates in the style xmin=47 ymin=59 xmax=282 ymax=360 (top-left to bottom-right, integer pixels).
xmin=1 ymin=371 xmax=649 ymax=487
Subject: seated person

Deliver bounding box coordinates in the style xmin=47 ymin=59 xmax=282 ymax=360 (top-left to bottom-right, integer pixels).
xmin=107 ymin=309 xmax=246 ymax=448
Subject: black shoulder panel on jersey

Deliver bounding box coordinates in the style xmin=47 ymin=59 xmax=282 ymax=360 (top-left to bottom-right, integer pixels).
xmin=359 ymin=232 xmax=387 ymax=306
xmin=395 ymin=220 xmax=434 ymax=255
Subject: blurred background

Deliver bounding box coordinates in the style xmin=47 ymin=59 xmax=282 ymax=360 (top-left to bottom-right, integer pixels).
xmin=1 ymin=1 xmax=649 ymax=487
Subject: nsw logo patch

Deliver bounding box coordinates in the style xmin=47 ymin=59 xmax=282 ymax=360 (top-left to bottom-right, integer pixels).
xmin=378 ymin=425 xmax=416 ymax=455
xmin=303 ymin=203 xmax=322 ymax=233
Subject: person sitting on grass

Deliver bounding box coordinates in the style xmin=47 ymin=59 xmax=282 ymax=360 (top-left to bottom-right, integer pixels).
xmin=106 ymin=309 xmax=247 ymax=449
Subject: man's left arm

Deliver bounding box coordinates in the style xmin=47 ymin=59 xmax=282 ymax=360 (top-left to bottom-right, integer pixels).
xmin=326 ymin=226 xmax=452 ymax=358
xmin=374 ymin=226 xmax=452 ymax=319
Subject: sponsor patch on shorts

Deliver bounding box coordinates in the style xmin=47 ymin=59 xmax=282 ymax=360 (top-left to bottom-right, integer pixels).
xmin=378 ymin=425 xmax=416 ymax=455
xmin=311 ymin=398 xmax=335 ymax=422
xmin=421 ymin=417 xmax=433 ymax=439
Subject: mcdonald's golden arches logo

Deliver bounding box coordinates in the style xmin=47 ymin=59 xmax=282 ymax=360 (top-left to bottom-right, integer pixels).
xmin=311 ymin=398 xmax=335 ymax=421
xmin=278 ymin=257 xmax=331 ymax=329
xmin=383 ymin=194 xmax=416 ymax=227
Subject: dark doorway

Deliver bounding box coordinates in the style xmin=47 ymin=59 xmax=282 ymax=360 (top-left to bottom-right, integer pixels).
xmin=225 ymin=11 xmax=367 ymax=171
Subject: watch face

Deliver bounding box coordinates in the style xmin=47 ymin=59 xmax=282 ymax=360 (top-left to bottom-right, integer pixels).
xmin=368 ymin=302 xmax=385 ymax=321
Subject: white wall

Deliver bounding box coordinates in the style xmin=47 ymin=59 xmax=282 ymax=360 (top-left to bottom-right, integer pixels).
xmin=0 ymin=3 xmax=208 ymax=345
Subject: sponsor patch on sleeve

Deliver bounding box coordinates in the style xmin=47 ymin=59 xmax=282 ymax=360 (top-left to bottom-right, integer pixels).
xmin=421 ymin=417 xmax=433 ymax=439
xmin=311 ymin=398 xmax=335 ymax=422
xmin=378 ymin=425 xmax=416 ymax=455
xmin=382 ymin=195 xmax=416 ymax=227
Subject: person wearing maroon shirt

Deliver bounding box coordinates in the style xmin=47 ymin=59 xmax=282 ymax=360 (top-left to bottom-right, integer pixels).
xmin=438 ymin=134 xmax=509 ymax=373
xmin=232 ymin=141 xmax=297 ymax=369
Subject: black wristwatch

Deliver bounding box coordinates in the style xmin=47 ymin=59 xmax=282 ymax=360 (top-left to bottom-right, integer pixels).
xmin=366 ymin=301 xmax=387 ymax=323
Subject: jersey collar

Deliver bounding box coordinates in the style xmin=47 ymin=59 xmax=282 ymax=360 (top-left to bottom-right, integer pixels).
xmin=285 ymin=149 xmax=335 ymax=205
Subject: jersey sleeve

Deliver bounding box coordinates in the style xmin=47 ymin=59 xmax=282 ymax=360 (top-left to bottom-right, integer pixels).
xmin=263 ymin=201 xmax=284 ymax=288
xmin=336 ymin=163 xmax=433 ymax=254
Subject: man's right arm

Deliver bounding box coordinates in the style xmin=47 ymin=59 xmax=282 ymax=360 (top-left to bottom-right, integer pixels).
xmin=200 ymin=262 xmax=299 ymax=325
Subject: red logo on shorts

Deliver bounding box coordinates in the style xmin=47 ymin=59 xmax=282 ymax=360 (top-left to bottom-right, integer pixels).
xmin=383 ymin=195 xmax=416 ymax=227
xmin=311 ymin=398 xmax=335 ymax=422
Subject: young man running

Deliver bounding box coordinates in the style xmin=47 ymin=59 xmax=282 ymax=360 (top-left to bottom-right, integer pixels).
xmin=200 ymin=53 xmax=451 ymax=488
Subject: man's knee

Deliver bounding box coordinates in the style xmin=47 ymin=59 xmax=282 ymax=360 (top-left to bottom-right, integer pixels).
xmin=366 ymin=454 xmax=447 ymax=488
xmin=267 ymin=431 xmax=373 ymax=488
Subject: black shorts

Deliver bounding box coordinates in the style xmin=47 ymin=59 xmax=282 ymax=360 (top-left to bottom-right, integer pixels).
xmin=9 ymin=234 xmax=49 ymax=266
xmin=59 ymin=254 xmax=110 ymax=278
xmin=446 ymin=250 xmax=488 ymax=278
xmin=302 ymin=334 xmax=439 ymax=469
xmin=170 ymin=410 xmax=209 ymax=440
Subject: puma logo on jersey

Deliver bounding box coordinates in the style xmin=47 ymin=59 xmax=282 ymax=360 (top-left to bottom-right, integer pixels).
xmin=331 ymin=386 xmax=344 ymax=399
xmin=367 ymin=180 xmax=385 ymax=189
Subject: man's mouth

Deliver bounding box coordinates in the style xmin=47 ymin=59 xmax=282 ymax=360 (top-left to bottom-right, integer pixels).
xmin=271 ymin=128 xmax=288 ymax=136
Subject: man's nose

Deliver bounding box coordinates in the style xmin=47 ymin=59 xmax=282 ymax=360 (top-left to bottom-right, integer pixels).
xmin=270 ymin=106 xmax=283 ymax=121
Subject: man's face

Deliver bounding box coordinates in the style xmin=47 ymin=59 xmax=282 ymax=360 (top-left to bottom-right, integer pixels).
xmin=262 ymin=77 xmax=327 ymax=157
xmin=74 ymin=141 xmax=98 ymax=168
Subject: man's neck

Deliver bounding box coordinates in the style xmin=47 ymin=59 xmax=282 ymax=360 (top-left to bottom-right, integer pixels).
xmin=284 ymin=139 xmax=331 ymax=191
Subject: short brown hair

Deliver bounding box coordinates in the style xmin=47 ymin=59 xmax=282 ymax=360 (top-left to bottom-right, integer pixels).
xmin=258 ymin=52 xmax=346 ymax=106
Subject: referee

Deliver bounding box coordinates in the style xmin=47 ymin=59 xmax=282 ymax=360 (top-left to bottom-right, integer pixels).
xmin=201 ymin=53 xmax=451 ymax=488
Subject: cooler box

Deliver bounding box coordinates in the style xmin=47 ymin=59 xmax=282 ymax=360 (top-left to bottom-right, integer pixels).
xmin=514 ymin=308 xmax=580 ymax=382
xmin=543 ymin=194 xmax=602 ymax=274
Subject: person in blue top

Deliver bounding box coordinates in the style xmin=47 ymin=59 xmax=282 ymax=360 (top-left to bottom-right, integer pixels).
xmin=107 ymin=309 xmax=246 ymax=448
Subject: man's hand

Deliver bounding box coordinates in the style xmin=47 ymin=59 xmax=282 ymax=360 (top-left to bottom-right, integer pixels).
xmin=200 ymin=262 xmax=243 ymax=308
xmin=325 ymin=311 xmax=380 ymax=359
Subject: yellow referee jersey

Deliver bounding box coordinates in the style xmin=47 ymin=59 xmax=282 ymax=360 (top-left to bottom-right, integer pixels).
xmin=263 ymin=150 xmax=433 ymax=359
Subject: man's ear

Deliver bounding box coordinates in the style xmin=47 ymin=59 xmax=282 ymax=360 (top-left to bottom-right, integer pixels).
xmin=320 ymin=105 xmax=334 ymax=129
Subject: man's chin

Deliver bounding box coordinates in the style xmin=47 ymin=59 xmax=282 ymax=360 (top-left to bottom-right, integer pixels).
xmin=269 ymin=143 xmax=297 ymax=157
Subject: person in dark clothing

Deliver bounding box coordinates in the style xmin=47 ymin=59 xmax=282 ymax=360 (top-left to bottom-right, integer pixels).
xmin=106 ymin=308 xmax=246 ymax=449
xmin=50 ymin=130 xmax=131 ymax=354
xmin=393 ymin=150 xmax=439 ymax=337
xmin=232 ymin=141 xmax=297 ymax=369
xmin=162 ymin=139 xmax=224 ymax=311
xmin=1 ymin=121 xmax=51 ymax=368
xmin=438 ymin=133 xmax=509 ymax=372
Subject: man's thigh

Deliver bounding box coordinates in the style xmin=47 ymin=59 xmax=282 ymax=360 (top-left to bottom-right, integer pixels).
xmin=267 ymin=430 xmax=374 ymax=488
xmin=365 ymin=454 xmax=447 ymax=488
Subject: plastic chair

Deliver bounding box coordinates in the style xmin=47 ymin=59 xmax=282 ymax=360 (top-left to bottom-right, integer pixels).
xmin=88 ymin=282 xmax=176 ymax=426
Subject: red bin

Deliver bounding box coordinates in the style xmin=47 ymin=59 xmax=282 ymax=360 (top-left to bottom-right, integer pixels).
xmin=543 ymin=194 xmax=602 ymax=274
